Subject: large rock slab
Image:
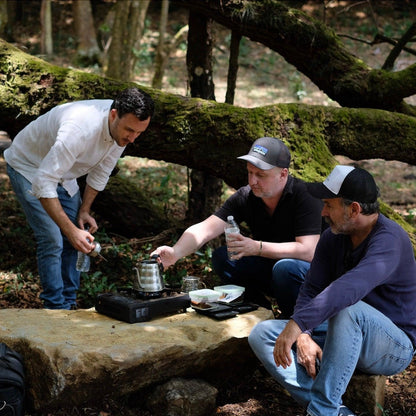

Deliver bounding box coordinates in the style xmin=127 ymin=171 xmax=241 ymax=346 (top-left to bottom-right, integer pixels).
xmin=0 ymin=306 xmax=273 ymax=413
xmin=345 ymin=373 xmax=386 ymax=416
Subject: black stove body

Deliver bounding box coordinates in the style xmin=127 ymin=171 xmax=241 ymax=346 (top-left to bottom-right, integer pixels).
xmin=95 ymin=288 xmax=191 ymax=323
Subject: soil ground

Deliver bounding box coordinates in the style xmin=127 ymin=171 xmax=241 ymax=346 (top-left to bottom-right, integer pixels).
xmin=1 ymin=1 xmax=416 ymax=415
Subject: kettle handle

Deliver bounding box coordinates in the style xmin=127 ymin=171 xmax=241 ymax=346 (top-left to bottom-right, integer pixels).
xmin=151 ymin=253 xmax=164 ymax=273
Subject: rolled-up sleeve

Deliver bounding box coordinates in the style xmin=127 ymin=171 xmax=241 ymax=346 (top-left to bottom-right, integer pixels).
xmin=85 ymin=146 xmax=123 ymax=191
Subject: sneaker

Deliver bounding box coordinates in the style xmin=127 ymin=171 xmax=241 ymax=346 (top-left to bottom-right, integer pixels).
xmin=338 ymin=405 xmax=356 ymax=416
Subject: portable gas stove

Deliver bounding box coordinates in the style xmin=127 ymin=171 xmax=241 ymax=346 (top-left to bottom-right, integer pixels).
xmin=95 ymin=288 xmax=191 ymax=323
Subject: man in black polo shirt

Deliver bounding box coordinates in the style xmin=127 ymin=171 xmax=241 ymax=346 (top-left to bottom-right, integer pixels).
xmin=152 ymin=137 xmax=323 ymax=316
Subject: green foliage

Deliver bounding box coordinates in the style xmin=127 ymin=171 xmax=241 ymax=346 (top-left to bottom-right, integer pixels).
xmin=289 ymin=72 xmax=307 ymax=101
xmin=117 ymin=156 xmax=188 ymax=219
xmin=162 ymin=246 xmax=219 ymax=290
xmin=77 ymin=271 xmax=117 ymax=307
xmin=376 ymin=402 xmax=390 ymax=416
xmin=133 ymin=42 xmax=154 ymax=67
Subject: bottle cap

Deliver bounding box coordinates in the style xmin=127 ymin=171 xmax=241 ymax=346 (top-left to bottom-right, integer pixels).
xmin=89 ymin=242 xmax=101 ymax=257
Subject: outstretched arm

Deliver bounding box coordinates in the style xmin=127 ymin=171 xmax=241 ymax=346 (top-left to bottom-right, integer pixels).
xmin=152 ymin=215 xmax=226 ymax=268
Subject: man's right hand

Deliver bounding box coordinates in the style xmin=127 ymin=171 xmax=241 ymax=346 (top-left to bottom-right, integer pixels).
xmin=296 ymin=333 xmax=323 ymax=380
xmin=69 ymin=227 xmax=95 ymax=253
xmin=40 ymin=197 xmax=94 ymax=252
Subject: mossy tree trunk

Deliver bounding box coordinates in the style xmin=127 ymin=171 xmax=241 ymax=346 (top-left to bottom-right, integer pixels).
xmin=1 ymin=39 xmax=416 ymax=241
xmin=1 ymin=39 xmax=416 ymax=187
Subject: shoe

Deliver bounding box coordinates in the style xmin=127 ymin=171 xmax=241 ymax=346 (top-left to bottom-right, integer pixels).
xmin=338 ymin=405 xmax=356 ymax=416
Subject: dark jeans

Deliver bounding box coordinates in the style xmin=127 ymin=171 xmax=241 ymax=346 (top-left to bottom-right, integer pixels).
xmin=212 ymin=245 xmax=310 ymax=317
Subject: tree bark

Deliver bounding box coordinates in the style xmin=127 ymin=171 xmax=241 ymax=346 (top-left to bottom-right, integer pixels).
xmin=185 ymin=10 xmax=223 ymax=222
xmin=72 ymin=0 xmax=100 ymax=67
xmin=0 ymin=0 xmax=7 ymax=39
xmin=186 ymin=12 xmax=215 ymax=100
xmin=382 ymin=22 xmax=416 ymax=71
xmin=172 ymin=0 xmax=416 ymax=116
xmin=225 ymin=30 xmax=241 ymax=105
xmin=105 ymin=0 xmax=150 ymax=81
xmin=40 ymin=0 xmax=53 ymax=56
xmin=152 ymin=0 xmax=170 ymax=90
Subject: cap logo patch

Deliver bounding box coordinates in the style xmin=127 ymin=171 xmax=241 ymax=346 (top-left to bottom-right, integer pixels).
xmin=252 ymin=145 xmax=268 ymax=157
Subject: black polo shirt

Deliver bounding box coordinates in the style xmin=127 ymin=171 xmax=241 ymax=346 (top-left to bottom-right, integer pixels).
xmin=214 ymin=176 xmax=323 ymax=242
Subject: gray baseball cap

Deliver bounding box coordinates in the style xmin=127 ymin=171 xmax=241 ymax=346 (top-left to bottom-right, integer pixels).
xmin=237 ymin=137 xmax=291 ymax=170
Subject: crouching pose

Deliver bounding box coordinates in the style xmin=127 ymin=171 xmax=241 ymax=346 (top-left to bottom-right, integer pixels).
xmin=249 ymin=165 xmax=416 ymax=416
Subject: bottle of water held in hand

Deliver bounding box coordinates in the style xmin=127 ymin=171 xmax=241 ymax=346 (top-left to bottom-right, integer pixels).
xmin=76 ymin=241 xmax=103 ymax=272
xmin=76 ymin=226 xmax=93 ymax=273
xmin=224 ymin=215 xmax=240 ymax=260
xmin=76 ymin=249 xmax=90 ymax=272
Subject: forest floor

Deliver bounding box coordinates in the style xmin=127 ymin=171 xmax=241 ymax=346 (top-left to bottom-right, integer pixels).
xmin=1 ymin=1 xmax=416 ymax=415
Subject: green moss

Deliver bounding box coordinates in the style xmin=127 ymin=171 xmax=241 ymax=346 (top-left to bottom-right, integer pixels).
xmin=380 ymin=201 xmax=416 ymax=255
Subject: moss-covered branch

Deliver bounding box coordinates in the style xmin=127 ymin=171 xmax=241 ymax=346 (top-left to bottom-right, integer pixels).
xmin=172 ymin=0 xmax=416 ymax=116
xmin=1 ymin=39 xmax=416 ymax=190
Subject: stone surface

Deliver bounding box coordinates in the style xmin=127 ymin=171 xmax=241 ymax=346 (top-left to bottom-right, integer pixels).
xmin=345 ymin=373 xmax=386 ymax=416
xmin=0 ymin=306 xmax=273 ymax=413
xmin=147 ymin=377 xmax=218 ymax=416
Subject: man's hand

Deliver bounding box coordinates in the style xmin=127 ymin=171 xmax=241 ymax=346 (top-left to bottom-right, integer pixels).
xmin=151 ymin=246 xmax=177 ymax=268
xmin=78 ymin=184 xmax=99 ymax=233
xmin=296 ymin=333 xmax=323 ymax=379
xmin=273 ymin=320 xmax=302 ymax=368
xmin=77 ymin=210 xmax=98 ymax=234
xmin=69 ymin=227 xmax=95 ymax=253
xmin=226 ymin=233 xmax=260 ymax=259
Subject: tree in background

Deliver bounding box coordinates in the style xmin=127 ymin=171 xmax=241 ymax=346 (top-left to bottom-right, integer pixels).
xmin=71 ymin=0 xmax=100 ymax=67
xmin=152 ymin=0 xmax=170 ymax=90
xmin=185 ymin=9 xmax=224 ymax=222
xmin=105 ymin=0 xmax=150 ymax=81
xmin=0 ymin=0 xmax=7 ymax=40
xmin=40 ymin=0 xmax=52 ymax=55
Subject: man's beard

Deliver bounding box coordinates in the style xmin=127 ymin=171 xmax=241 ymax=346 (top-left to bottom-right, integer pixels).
xmin=324 ymin=212 xmax=353 ymax=235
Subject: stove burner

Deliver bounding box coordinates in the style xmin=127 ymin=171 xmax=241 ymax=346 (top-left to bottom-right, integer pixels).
xmin=95 ymin=287 xmax=190 ymax=323
xmin=131 ymin=289 xmax=163 ymax=299
xmin=119 ymin=287 xmax=182 ymax=299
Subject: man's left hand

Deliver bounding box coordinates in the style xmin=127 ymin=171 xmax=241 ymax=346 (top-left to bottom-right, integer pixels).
xmin=78 ymin=211 xmax=98 ymax=233
xmin=227 ymin=234 xmax=261 ymax=259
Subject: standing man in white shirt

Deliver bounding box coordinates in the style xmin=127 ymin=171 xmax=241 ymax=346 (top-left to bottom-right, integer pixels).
xmin=4 ymin=88 xmax=154 ymax=309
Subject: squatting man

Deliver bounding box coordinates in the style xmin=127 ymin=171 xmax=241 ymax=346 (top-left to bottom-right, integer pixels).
xmin=4 ymin=88 xmax=155 ymax=310
xmin=153 ymin=137 xmax=323 ymax=317
xmin=249 ymin=165 xmax=416 ymax=416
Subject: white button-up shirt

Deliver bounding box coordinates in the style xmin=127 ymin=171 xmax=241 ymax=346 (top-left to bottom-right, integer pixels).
xmin=4 ymin=99 xmax=125 ymax=198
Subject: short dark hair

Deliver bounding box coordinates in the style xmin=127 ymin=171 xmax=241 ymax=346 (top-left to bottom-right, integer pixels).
xmin=342 ymin=198 xmax=380 ymax=215
xmin=111 ymin=87 xmax=154 ymax=120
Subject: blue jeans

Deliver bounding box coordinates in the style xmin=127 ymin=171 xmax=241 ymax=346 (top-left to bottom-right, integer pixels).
xmin=248 ymin=301 xmax=415 ymax=416
xmin=212 ymin=245 xmax=310 ymax=316
xmin=7 ymin=165 xmax=81 ymax=309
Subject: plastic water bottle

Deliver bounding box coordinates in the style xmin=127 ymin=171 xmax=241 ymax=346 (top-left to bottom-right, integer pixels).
xmin=224 ymin=215 xmax=240 ymax=260
xmin=76 ymin=250 xmax=90 ymax=272
xmin=76 ymin=241 xmax=103 ymax=272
